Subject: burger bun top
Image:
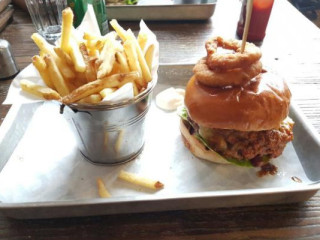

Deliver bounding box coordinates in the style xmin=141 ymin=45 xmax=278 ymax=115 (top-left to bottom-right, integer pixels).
xmin=184 ymin=72 xmax=291 ymax=131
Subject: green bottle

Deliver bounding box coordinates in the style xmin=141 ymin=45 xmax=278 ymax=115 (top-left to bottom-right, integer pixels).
xmin=67 ymin=0 xmax=109 ymax=35
xmin=88 ymin=0 xmax=109 ymax=35
xmin=67 ymin=0 xmax=87 ymax=28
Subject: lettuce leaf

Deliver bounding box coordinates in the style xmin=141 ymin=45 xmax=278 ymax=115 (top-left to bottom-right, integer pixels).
xmin=177 ymin=105 xmax=188 ymax=121
xmin=225 ymin=157 xmax=253 ymax=167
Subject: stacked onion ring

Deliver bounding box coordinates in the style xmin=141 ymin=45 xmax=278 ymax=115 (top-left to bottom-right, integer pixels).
xmin=193 ymin=36 xmax=263 ymax=87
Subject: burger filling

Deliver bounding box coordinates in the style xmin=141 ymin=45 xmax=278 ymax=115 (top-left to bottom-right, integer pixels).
xmin=178 ymin=106 xmax=294 ymax=167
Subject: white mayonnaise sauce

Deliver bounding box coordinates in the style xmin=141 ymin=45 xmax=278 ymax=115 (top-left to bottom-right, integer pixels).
xmin=155 ymin=87 xmax=185 ymax=111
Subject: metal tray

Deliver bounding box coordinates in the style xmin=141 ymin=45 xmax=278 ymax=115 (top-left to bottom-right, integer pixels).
xmin=0 ymin=64 xmax=320 ymax=219
xmin=106 ymin=0 xmax=216 ymax=21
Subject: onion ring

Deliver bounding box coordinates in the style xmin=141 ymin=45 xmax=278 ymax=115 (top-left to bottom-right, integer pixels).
xmin=193 ymin=58 xmax=262 ymax=87
xmin=205 ymin=36 xmax=262 ymax=70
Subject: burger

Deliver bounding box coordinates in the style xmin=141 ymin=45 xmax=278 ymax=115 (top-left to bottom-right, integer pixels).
xmin=179 ymin=37 xmax=294 ymax=170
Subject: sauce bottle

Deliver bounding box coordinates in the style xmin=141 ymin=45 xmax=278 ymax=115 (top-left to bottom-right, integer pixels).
xmin=236 ymin=0 xmax=274 ymax=42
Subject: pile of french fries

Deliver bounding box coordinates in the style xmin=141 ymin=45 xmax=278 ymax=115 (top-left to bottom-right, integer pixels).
xmin=21 ymin=7 xmax=155 ymax=104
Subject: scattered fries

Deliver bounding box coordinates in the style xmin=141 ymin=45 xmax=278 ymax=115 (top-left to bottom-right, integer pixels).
xmin=23 ymin=8 xmax=157 ymax=104
xmin=118 ymin=170 xmax=164 ymax=190
xmin=96 ymin=178 xmax=111 ymax=198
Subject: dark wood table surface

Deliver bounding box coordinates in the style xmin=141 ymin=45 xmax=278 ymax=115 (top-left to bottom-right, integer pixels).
xmin=1 ymin=0 xmax=320 ymax=239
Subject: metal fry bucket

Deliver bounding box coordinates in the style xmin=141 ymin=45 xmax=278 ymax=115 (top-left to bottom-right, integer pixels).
xmin=61 ymin=84 xmax=154 ymax=165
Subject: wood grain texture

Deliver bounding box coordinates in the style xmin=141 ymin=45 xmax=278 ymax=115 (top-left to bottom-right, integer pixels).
xmin=1 ymin=0 xmax=320 ymax=239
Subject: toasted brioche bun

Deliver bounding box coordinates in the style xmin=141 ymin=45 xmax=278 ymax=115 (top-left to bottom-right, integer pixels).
xmin=179 ymin=119 xmax=229 ymax=164
xmin=184 ymin=72 xmax=291 ymax=131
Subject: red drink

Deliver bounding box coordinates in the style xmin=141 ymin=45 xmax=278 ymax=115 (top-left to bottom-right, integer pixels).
xmin=237 ymin=0 xmax=274 ymax=42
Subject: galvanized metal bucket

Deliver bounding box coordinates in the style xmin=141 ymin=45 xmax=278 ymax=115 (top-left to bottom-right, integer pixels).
xmin=61 ymin=83 xmax=155 ymax=165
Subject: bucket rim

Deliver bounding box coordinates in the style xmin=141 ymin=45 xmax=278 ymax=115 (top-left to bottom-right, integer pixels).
xmin=63 ymin=78 xmax=156 ymax=111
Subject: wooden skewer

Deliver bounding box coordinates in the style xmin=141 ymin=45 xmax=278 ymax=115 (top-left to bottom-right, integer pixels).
xmin=241 ymin=0 xmax=254 ymax=53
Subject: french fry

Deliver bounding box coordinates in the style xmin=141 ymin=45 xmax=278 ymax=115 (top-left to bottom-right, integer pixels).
xmin=77 ymin=94 xmax=102 ymax=104
xmin=69 ymin=37 xmax=86 ymax=72
xmin=57 ymin=60 xmax=76 ymax=81
xmin=118 ymin=170 xmax=164 ymax=190
xmin=145 ymin=44 xmax=155 ymax=72
xmin=108 ymin=61 xmax=122 ymax=76
xmin=96 ymin=178 xmax=111 ymax=198
xmin=137 ymin=32 xmax=148 ymax=52
xmin=131 ymin=81 xmax=139 ymax=96
xmin=44 ymin=55 xmax=70 ymax=96
xmin=65 ymin=81 xmax=79 ymax=92
xmin=39 ymin=50 xmax=46 ymax=58
xmin=97 ymin=38 xmax=118 ymax=78
xmin=63 ymin=73 xmax=131 ymax=104
xmin=32 ymin=55 xmax=55 ymax=89
xmin=116 ymin=52 xmax=130 ymax=73
xmin=75 ymin=71 xmax=88 ymax=84
xmin=126 ymin=29 xmax=152 ymax=83
xmin=86 ymin=39 xmax=104 ymax=51
xmin=20 ymin=79 xmax=61 ymax=100
xmin=88 ymin=48 xmax=99 ymax=58
xmin=110 ymin=19 xmax=127 ymax=42
xmin=86 ymin=31 xmax=117 ymax=55
xmin=95 ymin=59 xmax=103 ymax=73
xmin=88 ymin=58 xmax=98 ymax=77
xmin=79 ymin=43 xmax=97 ymax=82
xmin=123 ymin=40 xmax=144 ymax=87
xmin=31 ymin=33 xmax=55 ymax=56
xmin=60 ymin=7 xmax=73 ymax=53
xmin=100 ymin=88 xmax=116 ymax=98
xmin=54 ymin=47 xmax=73 ymax=66
xmin=31 ymin=33 xmax=75 ymax=80
xmin=83 ymin=32 xmax=98 ymax=41
xmin=84 ymin=33 xmax=103 ymax=57
xmin=66 ymin=72 xmax=87 ymax=91
xmin=114 ymin=129 xmax=124 ymax=153
xmin=84 ymin=31 xmax=116 ymax=42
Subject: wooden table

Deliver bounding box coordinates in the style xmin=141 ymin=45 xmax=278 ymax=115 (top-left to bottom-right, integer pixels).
xmin=1 ymin=0 xmax=320 ymax=239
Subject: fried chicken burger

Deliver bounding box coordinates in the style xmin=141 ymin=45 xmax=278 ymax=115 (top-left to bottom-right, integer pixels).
xmin=179 ymin=37 xmax=294 ymax=169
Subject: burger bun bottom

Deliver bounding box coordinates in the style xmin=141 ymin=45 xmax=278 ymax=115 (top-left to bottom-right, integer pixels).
xmin=179 ymin=119 xmax=230 ymax=165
